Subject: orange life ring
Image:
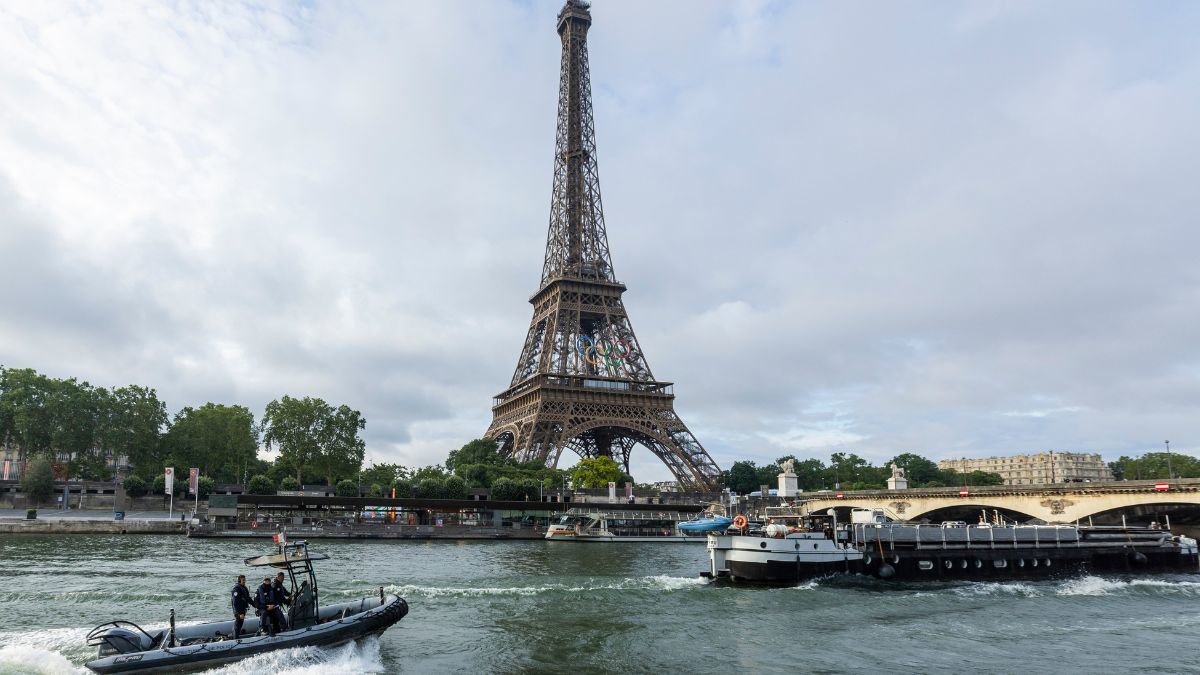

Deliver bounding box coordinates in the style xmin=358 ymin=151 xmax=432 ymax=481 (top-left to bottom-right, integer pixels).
xmin=733 ymin=515 xmax=748 ymax=529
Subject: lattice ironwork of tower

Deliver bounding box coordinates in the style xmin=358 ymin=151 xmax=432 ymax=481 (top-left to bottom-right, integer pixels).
xmin=485 ymin=0 xmax=723 ymax=491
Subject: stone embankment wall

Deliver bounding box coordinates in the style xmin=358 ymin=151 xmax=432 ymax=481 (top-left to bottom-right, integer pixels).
xmin=0 ymin=518 xmax=186 ymax=535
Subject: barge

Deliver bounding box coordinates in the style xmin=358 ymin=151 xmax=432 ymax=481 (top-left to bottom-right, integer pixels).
xmin=704 ymin=510 xmax=1200 ymax=583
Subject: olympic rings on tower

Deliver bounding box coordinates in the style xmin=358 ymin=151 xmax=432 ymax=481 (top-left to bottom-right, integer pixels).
xmin=576 ymin=335 xmax=632 ymax=368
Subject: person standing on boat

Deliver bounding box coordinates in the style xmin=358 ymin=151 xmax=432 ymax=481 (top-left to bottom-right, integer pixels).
xmin=256 ymin=576 xmax=280 ymax=636
xmin=230 ymin=574 xmax=252 ymax=639
xmin=272 ymin=572 xmax=292 ymax=630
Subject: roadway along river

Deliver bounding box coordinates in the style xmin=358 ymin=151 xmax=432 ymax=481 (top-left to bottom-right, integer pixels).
xmin=2 ymin=534 xmax=1200 ymax=674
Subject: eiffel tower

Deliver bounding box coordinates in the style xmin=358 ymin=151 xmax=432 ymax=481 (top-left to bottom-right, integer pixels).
xmin=485 ymin=0 xmax=723 ymax=491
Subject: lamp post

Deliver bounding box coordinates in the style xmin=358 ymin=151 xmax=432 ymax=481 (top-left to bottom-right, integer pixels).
xmin=1165 ymin=440 xmax=1174 ymax=480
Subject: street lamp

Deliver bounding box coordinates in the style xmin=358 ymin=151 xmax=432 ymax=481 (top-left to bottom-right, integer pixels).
xmin=1165 ymin=440 xmax=1174 ymax=480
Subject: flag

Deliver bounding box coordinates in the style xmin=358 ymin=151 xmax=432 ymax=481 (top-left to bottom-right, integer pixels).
xmin=188 ymin=468 xmax=199 ymax=496
xmin=164 ymin=467 xmax=174 ymax=496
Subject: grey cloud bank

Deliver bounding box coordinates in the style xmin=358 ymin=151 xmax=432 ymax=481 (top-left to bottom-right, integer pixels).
xmin=1 ymin=1 xmax=1197 ymax=481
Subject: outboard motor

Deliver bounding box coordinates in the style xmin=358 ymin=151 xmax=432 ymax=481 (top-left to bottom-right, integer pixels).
xmin=91 ymin=626 xmax=152 ymax=656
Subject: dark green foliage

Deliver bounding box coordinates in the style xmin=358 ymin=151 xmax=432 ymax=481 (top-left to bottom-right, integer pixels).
xmin=21 ymin=453 xmax=54 ymax=507
xmin=122 ymin=475 xmax=147 ymax=498
xmin=197 ymin=476 xmax=215 ymax=498
xmin=1110 ymin=452 xmax=1200 ymax=481
xmin=965 ymin=470 xmax=1005 ymax=486
xmin=443 ymin=475 xmax=468 ymax=500
xmin=445 ymin=439 xmax=502 ymax=472
xmin=391 ymin=479 xmax=413 ymax=498
xmin=27 ymin=508 xmax=37 ymax=519
xmin=279 ymin=476 xmax=301 ymax=491
xmin=360 ymin=462 xmax=407 ymax=488
xmin=335 ymin=479 xmax=358 ymax=497
xmin=151 ymin=473 xmax=187 ymax=496
xmin=0 ymin=367 xmax=168 ymax=479
xmin=724 ymin=461 xmax=764 ymax=494
xmin=569 ymin=457 xmax=625 ymax=489
xmin=414 ymin=478 xmax=444 ymax=499
xmin=246 ymin=475 xmax=275 ymax=495
xmin=163 ymin=404 xmax=258 ymax=483
xmin=888 ymin=453 xmax=944 ymax=486
xmin=411 ymin=465 xmax=449 ymax=482
xmin=263 ymin=395 xmax=366 ymax=485
xmin=368 ymin=483 xmax=383 ymax=498
xmin=518 ymin=478 xmax=541 ymax=501
xmin=489 ymin=477 xmax=520 ymax=501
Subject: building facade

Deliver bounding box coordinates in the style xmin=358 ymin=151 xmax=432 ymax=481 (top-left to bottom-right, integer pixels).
xmin=938 ymin=451 xmax=1113 ymax=486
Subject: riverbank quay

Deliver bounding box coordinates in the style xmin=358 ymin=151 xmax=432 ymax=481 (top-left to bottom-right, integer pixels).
xmin=0 ymin=513 xmax=185 ymax=535
xmin=188 ymin=495 xmax=705 ymax=541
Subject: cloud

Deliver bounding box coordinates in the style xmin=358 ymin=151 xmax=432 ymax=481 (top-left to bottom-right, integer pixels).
xmin=1 ymin=1 xmax=1198 ymax=481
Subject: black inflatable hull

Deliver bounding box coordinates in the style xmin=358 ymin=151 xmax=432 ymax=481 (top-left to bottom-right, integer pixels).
xmin=85 ymin=595 xmax=408 ymax=674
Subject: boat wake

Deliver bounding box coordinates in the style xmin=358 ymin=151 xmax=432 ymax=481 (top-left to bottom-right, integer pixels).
xmin=202 ymin=637 xmax=385 ymax=675
xmin=368 ymin=574 xmax=711 ymax=599
xmin=0 ymin=644 xmax=82 ymax=675
xmin=0 ymin=637 xmax=386 ymax=675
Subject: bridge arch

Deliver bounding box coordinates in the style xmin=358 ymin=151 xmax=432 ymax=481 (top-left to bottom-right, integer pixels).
xmin=905 ymin=503 xmax=1040 ymax=524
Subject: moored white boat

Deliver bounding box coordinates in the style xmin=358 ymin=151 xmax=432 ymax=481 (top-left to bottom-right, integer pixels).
xmin=545 ymin=508 xmax=708 ymax=542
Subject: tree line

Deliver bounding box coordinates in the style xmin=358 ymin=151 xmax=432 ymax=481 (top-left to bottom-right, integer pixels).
xmin=723 ymin=452 xmax=1005 ymax=494
xmin=0 ymin=367 xmax=365 ymax=486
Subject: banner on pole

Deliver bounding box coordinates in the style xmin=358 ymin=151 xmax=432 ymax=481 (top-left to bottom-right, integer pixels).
xmin=164 ymin=467 xmax=174 ymax=496
xmin=2 ymin=460 xmax=8 ymax=481
xmin=188 ymin=468 xmax=199 ymax=496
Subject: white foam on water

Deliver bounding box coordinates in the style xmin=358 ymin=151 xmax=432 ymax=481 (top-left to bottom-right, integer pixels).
xmin=0 ymin=645 xmax=84 ymax=675
xmin=201 ymin=637 xmax=384 ymax=675
xmin=638 ymin=575 xmax=710 ymax=591
xmin=768 ymin=580 xmax=819 ymax=592
xmin=1056 ymin=576 xmax=1200 ymax=597
xmin=0 ymin=627 xmax=88 ymax=654
xmin=380 ymin=574 xmax=711 ymax=599
xmin=952 ymin=582 xmax=1042 ymax=598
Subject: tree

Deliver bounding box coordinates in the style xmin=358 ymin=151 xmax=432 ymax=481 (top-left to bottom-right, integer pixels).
xmin=197 ymin=476 xmax=215 ymax=498
xmin=262 ymin=396 xmax=366 ymax=485
xmin=246 ymin=475 xmax=275 ymax=495
xmin=21 ymin=453 xmax=54 ymax=508
xmin=279 ymin=476 xmax=301 ymax=492
xmin=490 ymin=477 xmax=520 ymax=501
xmin=368 ymin=483 xmax=383 ymax=498
xmin=105 ymin=385 xmax=169 ymax=479
xmin=392 ymin=479 xmax=413 ymax=498
xmin=122 ymin=475 xmax=147 ymax=498
xmin=445 ymin=439 xmax=502 ymax=471
xmin=152 ymin=473 xmax=187 ymax=496
xmin=360 ymin=462 xmax=408 ymax=488
xmin=888 ymin=453 xmax=943 ymax=487
xmin=444 ymin=475 xmax=468 ymax=499
xmin=414 ymin=478 xmax=444 ymax=499
xmin=570 ymin=457 xmax=626 ymax=489
xmin=965 ymin=470 xmax=1004 ymax=486
xmin=164 ymin=404 xmax=258 ymax=483
xmin=411 ymin=465 xmax=449 ymax=482
xmin=724 ymin=461 xmax=761 ymax=494
xmin=335 ymin=479 xmax=358 ymax=497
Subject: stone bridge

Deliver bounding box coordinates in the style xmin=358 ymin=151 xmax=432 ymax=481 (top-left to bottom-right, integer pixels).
xmin=797 ymin=479 xmax=1200 ymax=534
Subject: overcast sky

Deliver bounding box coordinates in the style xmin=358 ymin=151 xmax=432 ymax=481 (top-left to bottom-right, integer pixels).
xmin=2 ymin=1 xmax=1197 ymax=482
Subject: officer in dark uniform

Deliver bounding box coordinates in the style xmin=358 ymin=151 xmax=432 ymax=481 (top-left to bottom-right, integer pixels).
xmin=255 ymin=576 xmax=279 ymax=636
xmin=272 ymin=572 xmax=292 ymax=630
xmin=230 ymin=574 xmax=252 ymax=639
xmin=272 ymin=569 xmax=292 ymax=629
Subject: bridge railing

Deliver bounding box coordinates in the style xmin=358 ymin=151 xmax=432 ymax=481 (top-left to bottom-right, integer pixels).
xmin=799 ymin=478 xmax=1200 ymax=500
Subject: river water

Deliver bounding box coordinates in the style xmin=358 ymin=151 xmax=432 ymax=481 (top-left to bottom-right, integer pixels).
xmin=1 ymin=534 xmax=1199 ymax=674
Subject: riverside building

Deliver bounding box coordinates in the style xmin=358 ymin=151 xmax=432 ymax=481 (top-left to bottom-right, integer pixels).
xmin=938 ymin=452 xmax=1113 ymax=486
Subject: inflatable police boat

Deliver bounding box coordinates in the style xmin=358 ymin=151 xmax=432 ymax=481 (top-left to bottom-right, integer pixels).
xmin=84 ymin=541 xmax=408 ymax=674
